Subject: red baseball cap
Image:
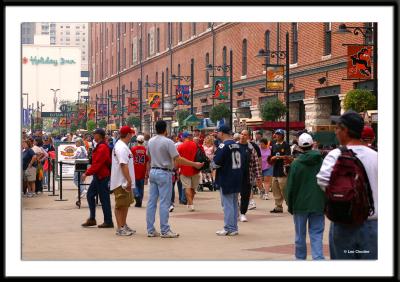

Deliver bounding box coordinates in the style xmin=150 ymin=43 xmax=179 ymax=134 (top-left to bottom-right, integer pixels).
xmin=361 ymin=126 xmax=375 ymax=139
xmin=120 ymin=126 xmax=135 ymax=135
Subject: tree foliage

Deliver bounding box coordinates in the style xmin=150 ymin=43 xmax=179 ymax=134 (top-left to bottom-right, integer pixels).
xmin=98 ymin=119 xmax=107 ymax=129
xmin=210 ymin=103 xmax=231 ymax=123
xmin=343 ymin=89 xmax=377 ymax=113
xmin=177 ymin=110 xmax=191 ymax=126
xmin=126 ymin=116 xmax=141 ymax=127
xmin=260 ymin=99 xmax=287 ymax=121
xmin=86 ymin=120 xmax=96 ymax=132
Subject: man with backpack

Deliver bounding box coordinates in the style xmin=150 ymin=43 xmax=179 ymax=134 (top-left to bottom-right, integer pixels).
xmin=317 ymin=110 xmax=377 ymax=260
xmin=177 ymin=131 xmax=202 ymax=212
xmin=81 ymin=128 xmax=114 ymax=229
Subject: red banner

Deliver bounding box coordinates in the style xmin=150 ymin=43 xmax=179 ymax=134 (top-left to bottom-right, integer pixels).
xmin=127 ymin=98 xmax=139 ymax=113
xmin=347 ymin=46 xmax=372 ymax=79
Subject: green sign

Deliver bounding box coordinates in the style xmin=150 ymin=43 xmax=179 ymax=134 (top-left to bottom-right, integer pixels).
xmin=41 ymin=112 xmax=73 ymax=118
xmin=29 ymin=56 xmax=76 ymax=66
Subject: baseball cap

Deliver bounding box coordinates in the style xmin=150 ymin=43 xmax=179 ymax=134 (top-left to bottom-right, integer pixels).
xmin=120 ymin=126 xmax=135 ymax=135
xmin=332 ymin=110 xmax=364 ymax=136
xmin=93 ymin=128 xmax=106 ymax=137
xmin=217 ymin=125 xmax=232 ymax=135
xmin=298 ymin=133 xmax=313 ymax=148
xmin=361 ymin=126 xmax=375 ymax=139
xmin=182 ymin=131 xmax=193 ymax=139
xmin=275 ymin=129 xmax=285 ymax=136
xmin=137 ymin=135 xmax=145 ymax=142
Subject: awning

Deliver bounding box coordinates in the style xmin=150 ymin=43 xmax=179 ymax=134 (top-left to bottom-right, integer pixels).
xmin=247 ymin=121 xmax=305 ymax=130
xmin=182 ymin=114 xmax=201 ymax=127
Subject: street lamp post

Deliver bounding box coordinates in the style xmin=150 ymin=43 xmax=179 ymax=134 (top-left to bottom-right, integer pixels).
xmin=50 ymin=88 xmax=60 ymax=112
xmin=144 ymin=81 xmax=163 ymax=133
xmin=256 ymin=32 xmax=290 ymax=143
xmin=205 ymin=50 xmax=234 ymax=128
xmin=22 ymin=93 xmax=28 ymax=128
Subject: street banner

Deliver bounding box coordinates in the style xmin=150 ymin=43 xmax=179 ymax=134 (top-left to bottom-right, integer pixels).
xmin=23 ymin=109 xmax=30 ymax=126
xmin=88 ymin=108 xmax=96 ymax=121
xmin=127 ymin=98 xmax=139 ymax=113
xmin=97 ymin=103 xmax=107 ymax=117
xmin=212 ymin=76 xmax=229 ymax=100
xmin=78 ymin=108 xmax=86 ymax=120
xmin=176 ymin=85 xmax=191 ymax=105
xmin=59 ymin=117 xmax=71 ymax=126
xmin=111 ymin=101 xmax=120 ymax=115
xmin=148 ymin=92 xmax=161 ymax=109
xmin=266 ymin=65 xmax=285 ymax=91
xmin=347 ymin=45 xmax=372 ymax=79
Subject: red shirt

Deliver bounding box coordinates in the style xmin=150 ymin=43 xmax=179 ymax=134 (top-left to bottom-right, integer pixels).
xmin=131 ymin=145 xmax=149 ymax=180
xmin=85 ymin=142 xmax=111 ymax=180
xmin=177 ymin=140 xmax=198 ymax=177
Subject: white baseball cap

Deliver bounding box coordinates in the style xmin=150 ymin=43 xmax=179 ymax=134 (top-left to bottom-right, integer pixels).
xmin=298 ymin=133 xmax=313 ymax=148
xmin=137 ymin=135 xmax=145 ymax=142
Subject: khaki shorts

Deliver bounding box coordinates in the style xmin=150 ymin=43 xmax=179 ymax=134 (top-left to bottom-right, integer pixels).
xmin=113 ymin=186 xmax=135 ymax=208
xmin=180 ymin=174 xmax=200 ymax=190
xmin=24 ymin=166 xmax=37 ymax=182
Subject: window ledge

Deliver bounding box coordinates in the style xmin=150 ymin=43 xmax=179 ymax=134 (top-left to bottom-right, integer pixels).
xmin=321 ymin=54 xmax=332 ymax=60
xmin=240 ymin=75 xmax=247 ymax=80
xmin=289 ymin=63 xmax=298 ymax=69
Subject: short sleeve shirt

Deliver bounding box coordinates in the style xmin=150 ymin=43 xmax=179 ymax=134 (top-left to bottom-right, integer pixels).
xmin=271 ymin=141 xmax=290 ymax=177
xmin=110 ymin=140 xmax=135 ymax=191
xmin=177 ymin=140 xmax=198 ymax=176
xmin=147 ymin=135 xmax=180 ymax=170
xmin=131 ymin=145 xmax=149 ymax=180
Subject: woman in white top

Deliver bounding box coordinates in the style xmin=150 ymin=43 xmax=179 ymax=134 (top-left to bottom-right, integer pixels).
xmin=67 ymin=138 xmax=88 ymax=196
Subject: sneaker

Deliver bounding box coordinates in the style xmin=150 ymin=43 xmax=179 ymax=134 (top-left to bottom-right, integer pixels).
xmin=169 ymin=205 xmax=174 ymax=212
xmin=123 ymin=224 xmax=136 ymax=234
xmin=248 ymin=200 xmax=256 ymax=210
xmin=98 ymin=222 xmax=114 ymax=228
xmin=270 ymin=208 xmax=283 ymax=213
xmin=116 ymin=228 xmax=133 ymax=236
xmin=262 ymin=193 xmax=270 ymax=200
xmin=147 ymin=230 xmax=160 ymax=237
xmin=27 ymin=192 xmax=34 ymax=198
xmin=81 ymin=218 xmax=97 ymax=227
xmin=227 ymin=231 xmax=239 ymax=236
xmin=216 ymin=229 xmax=229 ymax=236
xmin=239 ymin=214 xmax=248 ymax=222
xmin=189 ymin=205 xmax=195 ymax=212
xmin=161 ymin=230 xmax=179 ymax=238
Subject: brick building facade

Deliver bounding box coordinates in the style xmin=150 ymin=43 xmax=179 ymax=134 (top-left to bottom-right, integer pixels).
xmin=88 ymin=22 xmax=374 ymax=134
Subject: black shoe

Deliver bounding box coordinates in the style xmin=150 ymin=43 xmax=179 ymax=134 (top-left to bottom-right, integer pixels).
xmin=98 ymin=222 xmax=114 ymax=228
xmin=270 ymin=208 xmax=283 ymax=213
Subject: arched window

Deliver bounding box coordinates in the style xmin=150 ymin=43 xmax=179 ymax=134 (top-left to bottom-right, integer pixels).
xmin=242 ymin=39 xmax=247 ymax=76
xmin=291 ymin=23 xmax=298 ymax=64
xmin=205 ymin=53 xmax=210 ymax=85
xmin=156 ymin=27 xmax=160 ymax=53
xmin=324 ymin=23 xmax=331 ymax=55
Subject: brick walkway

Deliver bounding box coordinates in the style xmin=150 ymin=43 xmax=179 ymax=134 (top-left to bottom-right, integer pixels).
xmin=22 ymin=180 xmax=331 ymax=260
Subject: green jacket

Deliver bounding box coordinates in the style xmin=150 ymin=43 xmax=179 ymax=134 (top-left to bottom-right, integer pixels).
xmin=284 ymin=150 xmax=326 ymax=215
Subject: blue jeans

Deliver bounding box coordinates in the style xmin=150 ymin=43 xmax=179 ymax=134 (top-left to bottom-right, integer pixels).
xmin=172 ymin=180 xmax=186 ymax=204
xmin=329 ymin=219 xmax=377 ymax=260
xmin=73 ymin=171 xmax=86 ymax=193
xmin=293 ymin=213 xmax=325 ymax=260
xmin=86 ymin=176 xmax=113 ymax=224
xmin=220 ymin=191 xmax=239 ymax=233
xmin=146 ymin=169 xmax=173 ymax=234
xmin=134 ymin=179 xmax=145 ymax=201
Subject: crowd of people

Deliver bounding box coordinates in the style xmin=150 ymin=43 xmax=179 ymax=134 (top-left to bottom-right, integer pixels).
xmin=21 ymin=110 xmax=378 ymax=259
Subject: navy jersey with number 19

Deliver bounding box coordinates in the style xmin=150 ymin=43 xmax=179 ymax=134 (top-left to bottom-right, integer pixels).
xmin=213 ymin=139 xmax=245 ymax=195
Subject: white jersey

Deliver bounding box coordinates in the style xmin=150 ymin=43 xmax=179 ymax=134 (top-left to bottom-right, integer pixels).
xmin=110 ymin=140 xmax=136 ymax=191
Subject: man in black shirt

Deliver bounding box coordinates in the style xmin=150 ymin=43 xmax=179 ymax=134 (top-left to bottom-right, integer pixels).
xmin=269 ymin=129 xmax=291 ymax=213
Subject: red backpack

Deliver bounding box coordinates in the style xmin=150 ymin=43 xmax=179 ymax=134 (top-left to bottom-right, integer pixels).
xmin=325 ymin=146 xmax=375 ymax=226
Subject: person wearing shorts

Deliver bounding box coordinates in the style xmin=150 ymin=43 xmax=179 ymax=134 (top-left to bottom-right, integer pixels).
xmin=110 ymin=126 xmax=136 ymax=236
xmin=260 ymin=138 xmax=273 ymax=200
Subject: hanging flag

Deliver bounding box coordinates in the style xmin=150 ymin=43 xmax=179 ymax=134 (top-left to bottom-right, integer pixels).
xmin=148 ymin=92 xmax=161 ymax=109
xmin=97 ymin=104 xmax=107 ymax=117
xmin=111 ymin=101 xmax=120 ymax=115
xmin=127 ymin=98 xmax=139 ymax=113
xmin=266 ymin=65 xmax=285 ymax=91
xmin=212 ymin=76 xmax=229 ymax=99
xmin=176 ymin=85 xmax=191 ymax=105
xmin=78 ymin=108 xmax=86 ymax=120
xmin=347 ymin=45 xmax=372 ymax=79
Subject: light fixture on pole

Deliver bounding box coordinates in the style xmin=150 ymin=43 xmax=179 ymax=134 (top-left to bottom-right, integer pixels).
xmin=50 ymin=88 xmax=60 ymax=112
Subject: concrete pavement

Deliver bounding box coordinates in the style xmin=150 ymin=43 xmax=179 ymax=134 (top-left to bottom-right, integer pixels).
xmin=22 ymin=179 xmax=331 ymax=260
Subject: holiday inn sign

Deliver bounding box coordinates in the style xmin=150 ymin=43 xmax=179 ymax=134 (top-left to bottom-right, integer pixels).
xmin=22 ymin=56 xmax=76 ymax=66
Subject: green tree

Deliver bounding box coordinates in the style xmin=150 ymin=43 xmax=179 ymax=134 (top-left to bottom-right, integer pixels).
xmin=177 ymin=110 xmax=190 ymax=126
xmin=260 ymin=99 xmax=287 ymax=121
xmin=78 ymin=119 xmax=87 ymax=130
xmin=126 ymin=116 xmax=141 ymax=127
xmin=86 ymin=120 xmax=96 ymax=132
xmin=343 ymin=89 xmax=377 ymax=113
xmin=210 ymin=103 xmax=231 ymax=123
xmin=98 ymin=119 xmax=107 ymax=129
xmin=70 ymin=123 xmax=78 ymax=133
xmin=115 ymin=119 xmax=121 ymax=128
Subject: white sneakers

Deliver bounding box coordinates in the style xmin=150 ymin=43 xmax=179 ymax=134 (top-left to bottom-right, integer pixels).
xmin=248 ymin=199 xmax=256 ymax=210
xmin=239 ymin=214 xmax=248 ymax=222
xmin=262 ymin=193 xmax=270 ymax=200
xmin=160 ymin=230 xmax=180 ymax=238
xmin=187 ymin=205 xmax=195 ymax=212
xmin=169 ymin=205 xmax=175 ymax=212
xmin=147 ymin=230 xmax=160 ymax=237
xmin=116 ymin=225 xmax=136 ymax=236
xmin=216 ymin=230 xmax=239 ymax=236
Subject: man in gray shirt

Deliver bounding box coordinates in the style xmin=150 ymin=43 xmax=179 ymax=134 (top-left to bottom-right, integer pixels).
xmin=146 ymin=120 xmax=203 ymax=238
